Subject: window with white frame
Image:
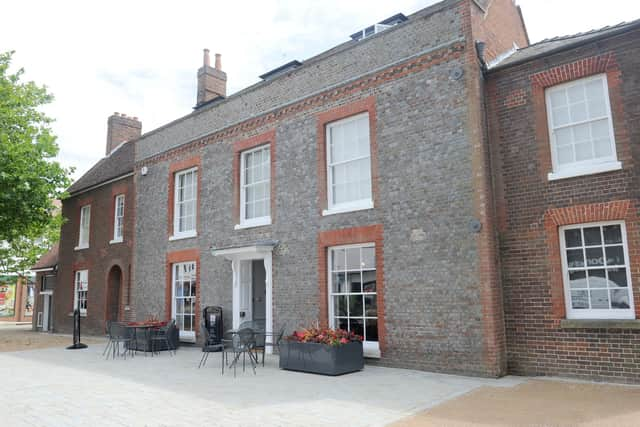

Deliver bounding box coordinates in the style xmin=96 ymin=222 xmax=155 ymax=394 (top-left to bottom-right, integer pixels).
xmin=328 ymin=244 xmax=379 ymax=357
xmin=74 ymin=270 xmax=88 ymax=315
xmin=172 ymin=261 xmax=197 ymax=341
xmin=546 ymin=74 xmax=619 ymax=179
xmin=112 ymin=194 xmax=125 ymax=242
xmin=173 ymin=168 xmax=197 ymax=238
xmin=240 ymin=145 xmax=271 ymax=227
xmin=326 ymin=113 xmax=372 ymax=213
xmin=560 ymin=222 xmax=635 ymax=319
xmin=77 ymin=205 xmax=91 ymax=248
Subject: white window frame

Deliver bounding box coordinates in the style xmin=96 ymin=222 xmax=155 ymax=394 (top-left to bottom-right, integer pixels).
xmin=171 ymin=167 xmax=198 ymax=240
xmin=236 ymin=144 xmax=271 ymax=229
xmin=324 ymin=113 xmax=374 ymax=215
xmin=546 ymin=74 xmax=621 ymax=181
xmin=110 ymin=194 xmax=125 ymax=244
xmin=74 ymin=269 xmax=88 ymax=316
xmin=172 ymin=261 xmax=197 ymax=342
xmin=75 ymin=205 xmax=91 ymax=250
xmin=328 ymin=243 xmax=380 ymax=358
xmin=559 ymin=221 xmax=635 ymax=320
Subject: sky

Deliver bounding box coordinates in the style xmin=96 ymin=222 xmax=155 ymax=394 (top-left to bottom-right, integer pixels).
xmin=2 ymin=0 xmax=639 ymax=181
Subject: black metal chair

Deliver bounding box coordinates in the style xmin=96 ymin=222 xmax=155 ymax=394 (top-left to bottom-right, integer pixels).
xmin=258 ymin=323 xmax=286 ymax=367
xmin=150 ymin=320 xmax=175 ymax=356
xmin=222 ymin=327 xmax=257 ymax=377
xmin=198 ymin=323 xmax=224 ymax=369
xmin=106 ymin=322 xmax=134 ymax=360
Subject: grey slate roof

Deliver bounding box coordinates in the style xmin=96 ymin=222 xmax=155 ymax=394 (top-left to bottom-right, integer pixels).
xmin=490 ymin=19 xmax=640 ymax=71
xmin=67 ymin=140 xmax=135 ymax=195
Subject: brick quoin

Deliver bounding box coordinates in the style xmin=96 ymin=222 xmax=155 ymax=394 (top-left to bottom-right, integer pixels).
xmin=232 ymin=129 xmax=276 ymax=224
xmin=165 ymin=248 xmax=201 ymax=337
xmin=316 ymin=96 xmax=378 ymax=215
xmin=167 ymin=156 xmax=202 ymax=237
xmin=317 ymin=225 xmax=386 ymax=353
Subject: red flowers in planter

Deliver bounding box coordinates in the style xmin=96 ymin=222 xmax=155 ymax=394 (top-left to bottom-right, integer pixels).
xmin=287 ymin=327 xmax=363 ymax=346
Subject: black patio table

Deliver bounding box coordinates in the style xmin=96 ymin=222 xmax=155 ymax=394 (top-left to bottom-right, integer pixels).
xmin=125 ymin=322 xmax=179 ymax=353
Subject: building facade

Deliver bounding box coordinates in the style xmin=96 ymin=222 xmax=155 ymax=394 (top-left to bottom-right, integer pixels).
xmin=132 ymin=0 xmax=527 ymax=376
xmin=51 ymin=114 xmax=140 ymax=336
xmin=487 ymin=21 xmax=640 ymax=383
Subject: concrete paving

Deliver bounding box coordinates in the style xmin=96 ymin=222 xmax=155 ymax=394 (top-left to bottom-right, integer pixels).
xmin=0 ymin=339 xmax=524 ymax=427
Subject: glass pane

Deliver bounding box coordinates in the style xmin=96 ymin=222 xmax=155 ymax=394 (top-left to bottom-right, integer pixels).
xmin=362 ymin=247 xmax=375 ymax=269
xmin=176 ymin=316 xmax=184 ymax=331
xmin=605 ymin=246 xmax=625 ymax=266
xmin=364 ymin=295 xmax=377 ymax=317
xmin=567 ymin=84 xmax=584 ymax=103
xmin=365 ymin=319 xmax=378 ymax=342
xmin=333 ymin=296 xmax=347 ymax=316
xmin=346 ymin=248 xmax=361 ymax=270
xmin=566 ymin=249 xmax=584 ymax=268
xmin=590 ymin=289 xmax=609 ymax=309
xmin=564 ymin=229 xmax=582 ymax=248
xmin=555 ymin=127 xmax=572 ymax=146
xmin=347 ymin=272 xmax=361 ymax=293
xmin=573 ymin=123 xmax=590 ymax=143
xmin=583 ymin=227 xmax=602 ymax=245
xmin=184 ymin=315 xmax=192 ymax=331
xmin=184 ymin=300 xmax=192 ymax=314
xmin=335 ymin=317 xmax=348 ymax=331
xmin=349 ymin=295 xmax=363 ymax=317
xmin=175 ymin=282 xmax=183 ymax=297
xmin=331 ymin=249 xmax=345 ymax=271
xmin=175 ymin=299 xmax=184 ymax=315
xmin=570 ymin=102 xmax=588 ymax=122
xmin=552 ymin=106 xmax=570 ymax=127
xmin=594 ymin=137 xmax=612 ymax=158
xmin=557 ymin=145 xmax=573 ymax=165
xmin=571 ymin=290 xmax=589 ymax=309
xmin=610 ymin=289 xmax=630 ymax=309
xmin=349 ymin=318 xmax=364 ymax=337
xmin=607 ymin=268 xmax=628 ymax=288
xmin=569 ymin=270 xmax=586 ymax=289
xmin=362 ymin=271 xmax=376 ymax=292
xmin=549 ymin=90 xmax=566 ymax=107
xmin=574 ymin=142 xmax=592 ymax=161
xmin=587 ymin=269 xmax=606 ymax=288
xmin=585 ymin=247 xmax=604 ymax=267
xmin=332 ymin=273 xmax=346 ymax=293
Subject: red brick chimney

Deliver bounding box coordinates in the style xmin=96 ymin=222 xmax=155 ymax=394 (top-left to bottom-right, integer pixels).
xmin=106 ymin=113 xmax=142 ymax=155
xmin=196 ymin=49 xmax=227 ymax=107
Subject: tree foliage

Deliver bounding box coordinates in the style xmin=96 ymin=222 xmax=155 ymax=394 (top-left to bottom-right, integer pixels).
xmin=0 ymin=50 xmax=71 ymax=244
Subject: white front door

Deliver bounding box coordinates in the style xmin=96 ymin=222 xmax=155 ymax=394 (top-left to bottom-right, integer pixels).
xmin=172 ymin=261 xmax=197 ymax=342
xmin=239 ymin=260 xmax=252 ymax=324
xmin=42 ymin=294 xmax=50 ymax=332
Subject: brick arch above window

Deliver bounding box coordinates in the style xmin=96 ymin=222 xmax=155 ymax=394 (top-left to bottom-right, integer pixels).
xmin=544 ymin=200 xmax=640 ymax=320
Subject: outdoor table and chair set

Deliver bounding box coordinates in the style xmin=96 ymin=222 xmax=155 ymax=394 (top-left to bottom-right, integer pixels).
xmin=103 ymin=319 xmax=178 ymax=359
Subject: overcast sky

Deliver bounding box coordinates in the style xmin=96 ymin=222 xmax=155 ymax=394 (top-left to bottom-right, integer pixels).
xmin=2 ymin=0 xmax=639 ymax=180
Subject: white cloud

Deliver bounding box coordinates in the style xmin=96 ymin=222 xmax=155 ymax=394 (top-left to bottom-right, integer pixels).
xmin=1 ymin=0 xmax=638 ymax=180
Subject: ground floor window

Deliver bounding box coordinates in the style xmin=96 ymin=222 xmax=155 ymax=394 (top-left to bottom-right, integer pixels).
xmin=74 ymin=270 xmax=88 ymax=315
xmin=172 ymin=261 xmax=196 ymax=341
xmin=560 ymin=221 xmax=635 ymax=319
xmin=328 ymin=243 xmax=379 ymax=357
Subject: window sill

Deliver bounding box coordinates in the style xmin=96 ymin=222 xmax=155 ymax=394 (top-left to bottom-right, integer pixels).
xmin=109 ymin=239 xmax=124 ymax=245
xmin=560 ymin=319 xmax=640 ymax=330
xmin=322 ymin=201 xmax=374 ymax=217
xmin=74 ymin=245 xmax=89 ymax=251
xmin=547 ymin=161 xmax=622 ymax=181
xmin=234 ymin=218 xmax=271 ymax=230
xmin=169 ymin=231 xmax=197 ymax=241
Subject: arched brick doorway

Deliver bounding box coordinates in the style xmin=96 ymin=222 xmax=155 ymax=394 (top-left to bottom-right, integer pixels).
xmin=106 ymin=265 xmax=123 ymax=322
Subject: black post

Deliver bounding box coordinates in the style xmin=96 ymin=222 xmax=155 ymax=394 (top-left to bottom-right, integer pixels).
xmin=66 ymin=309 xmax=88 ymax=350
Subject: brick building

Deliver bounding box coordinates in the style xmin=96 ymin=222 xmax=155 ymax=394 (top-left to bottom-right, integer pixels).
xmin=51 ymin=114 xmax=140 ymax=335
xmin=487 ymin=20 xmax=640 ymax=383
xmin=131 ymin=0 xmax=527 ymax=376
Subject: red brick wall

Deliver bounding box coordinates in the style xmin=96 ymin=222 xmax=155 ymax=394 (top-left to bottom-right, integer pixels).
xmin=487 ymin=29 xmax=640 ymax=383
xmin=54 ymin=175 xmax=135 ymax=335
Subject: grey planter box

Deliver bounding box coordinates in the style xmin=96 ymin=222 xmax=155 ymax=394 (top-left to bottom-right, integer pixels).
xmin=279 ymin=341 xmax=364 ymax=375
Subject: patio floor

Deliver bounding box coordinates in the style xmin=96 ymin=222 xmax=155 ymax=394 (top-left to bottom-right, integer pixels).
xmin=0 ymin=336 xmax=524 ymax=427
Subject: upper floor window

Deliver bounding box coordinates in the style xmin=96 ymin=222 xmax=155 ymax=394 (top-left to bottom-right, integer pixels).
xmin=546 ymin=74 xmax=620 ymax=180
xmin=560 ymin=222 xmax=635 ymax=319
xmin=112 ymin=194 xmax=125 ymax=243
xmin=74 ymin=269 xmax=88 ymax=315
xmin=173 ymin=168 xmax=197 ymax=238
xmin=240 ymin=145 xmax=271 ymax=227
xmin=325 ymin=113 xmax=372 ymax=214
xmin=76 ymin=205 xmax=91 ymax=249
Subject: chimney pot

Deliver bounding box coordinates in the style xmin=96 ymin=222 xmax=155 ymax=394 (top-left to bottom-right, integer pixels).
xmin=203 ymin=49 xmax=211 ymax=67
xmin=215 ymin=53 xmax=221 ymax=70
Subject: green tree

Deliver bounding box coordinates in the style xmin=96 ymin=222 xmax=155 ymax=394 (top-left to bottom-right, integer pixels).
xmin=0 ymin=50 xmax=71 ymax=244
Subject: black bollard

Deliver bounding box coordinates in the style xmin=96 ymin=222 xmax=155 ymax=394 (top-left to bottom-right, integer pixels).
xmin=66 ymin=309 xmax=88 ymax=350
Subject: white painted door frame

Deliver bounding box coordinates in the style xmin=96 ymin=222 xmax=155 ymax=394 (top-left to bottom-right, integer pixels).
xmin=214 ymin=245 xmax=274 ymax=353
